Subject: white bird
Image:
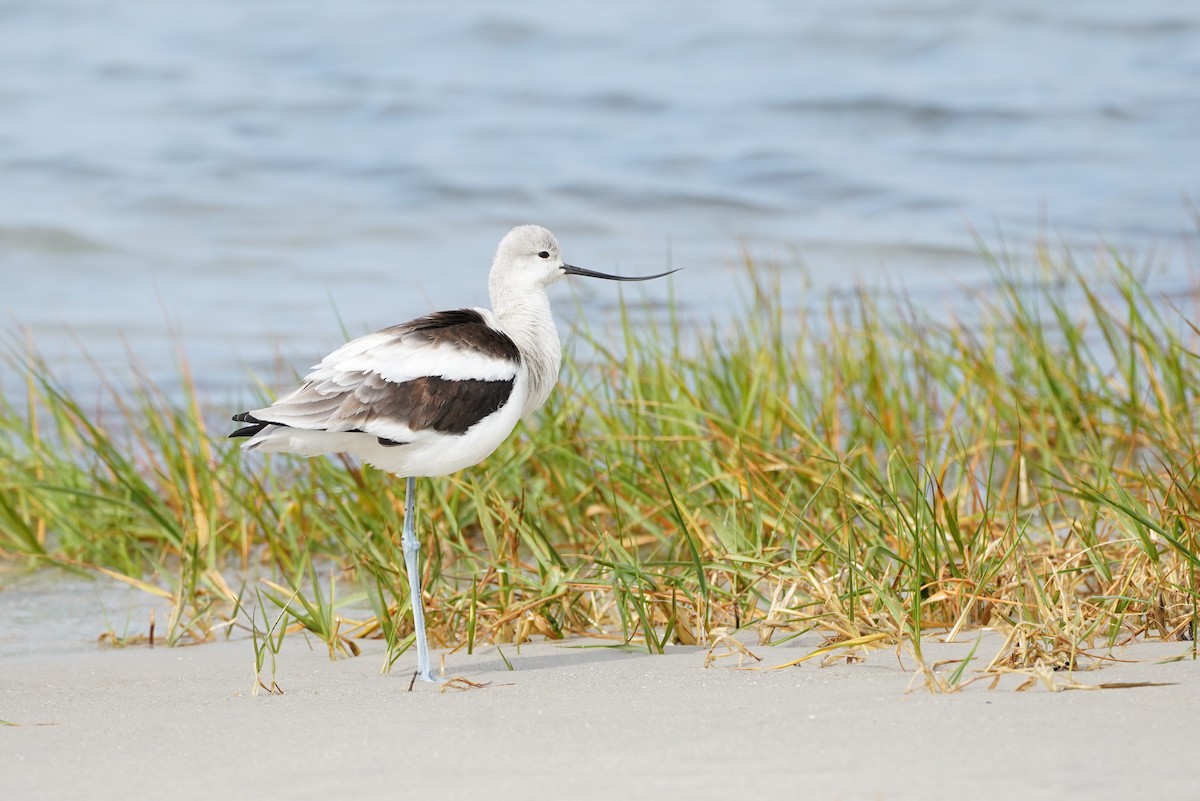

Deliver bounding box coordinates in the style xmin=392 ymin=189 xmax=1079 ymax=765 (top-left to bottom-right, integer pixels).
xmin=231 ymin=225 xmax=676 ymax=683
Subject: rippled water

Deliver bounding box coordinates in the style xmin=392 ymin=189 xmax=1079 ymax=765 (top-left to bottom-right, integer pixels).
xmin=2 ymin=0 xmax=1198 ymax=390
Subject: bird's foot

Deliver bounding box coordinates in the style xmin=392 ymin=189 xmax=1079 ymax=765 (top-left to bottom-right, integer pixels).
xmin=407 ymin=667 xmax=446 ymax=689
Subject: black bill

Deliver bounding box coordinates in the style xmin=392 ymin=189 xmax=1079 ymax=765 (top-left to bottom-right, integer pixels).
xmin=562 ymin=264 xmax=679 ymax=282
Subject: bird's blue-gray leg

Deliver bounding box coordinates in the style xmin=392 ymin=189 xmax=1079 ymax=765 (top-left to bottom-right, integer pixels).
xmin=401 ymin=476 xmax=438 ymax=683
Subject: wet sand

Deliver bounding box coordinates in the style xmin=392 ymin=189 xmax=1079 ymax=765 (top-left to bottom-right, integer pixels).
xmin=4 ymin=631 xmax=1197 ymax=800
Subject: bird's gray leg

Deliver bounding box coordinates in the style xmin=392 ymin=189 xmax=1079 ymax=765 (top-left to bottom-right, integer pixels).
xmin=401 ymin=476 xmax=439 ymax=683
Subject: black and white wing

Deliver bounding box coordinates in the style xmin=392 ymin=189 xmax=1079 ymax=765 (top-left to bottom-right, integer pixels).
xmin=231 ymin=308 xmax=521 ymax=448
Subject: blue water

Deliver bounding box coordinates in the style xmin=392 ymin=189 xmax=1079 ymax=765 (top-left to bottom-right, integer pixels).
xmin=2 ymin=0 xmax=1198 ymax=391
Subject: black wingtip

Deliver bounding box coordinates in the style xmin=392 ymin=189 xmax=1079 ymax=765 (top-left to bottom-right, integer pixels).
xmin=230 ymin=423 xmax=269 ymax=439
xmin=230 ymin=411 xmax=269 ymax=439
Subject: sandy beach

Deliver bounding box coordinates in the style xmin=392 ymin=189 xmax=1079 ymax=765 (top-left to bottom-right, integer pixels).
xmin=5 ymin=628 xmax=1197 ymax=801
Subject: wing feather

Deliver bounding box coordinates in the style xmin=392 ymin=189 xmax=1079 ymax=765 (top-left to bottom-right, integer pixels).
xmin=237 ymin=308 xmax=520 ymax=444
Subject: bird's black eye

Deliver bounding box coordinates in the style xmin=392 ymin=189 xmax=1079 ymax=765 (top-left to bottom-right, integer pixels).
xmin=538 ymin=250 xmax=550 ymax=259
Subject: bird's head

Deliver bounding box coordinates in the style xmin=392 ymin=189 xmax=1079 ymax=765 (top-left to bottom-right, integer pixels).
xmin=490 ymin=224 xmax=679 ymax=296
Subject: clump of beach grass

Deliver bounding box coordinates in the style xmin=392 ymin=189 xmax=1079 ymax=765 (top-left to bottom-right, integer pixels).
xmin=1 ymin=243 xmax=1197 ymax=686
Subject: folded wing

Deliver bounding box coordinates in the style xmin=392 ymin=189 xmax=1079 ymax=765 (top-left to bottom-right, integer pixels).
xmin=232 ymin=308 xmax=522 ymax=447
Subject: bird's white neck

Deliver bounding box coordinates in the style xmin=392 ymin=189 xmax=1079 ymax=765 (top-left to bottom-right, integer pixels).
xmin=490 ymin=279 xmax=563 ymax=418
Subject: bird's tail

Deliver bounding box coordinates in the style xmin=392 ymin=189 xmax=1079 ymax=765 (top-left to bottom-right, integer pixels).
xmin=230 ymin=411 xmax=355 ymax=456
xmin=230 ymin=411 xmax=272 ymax=440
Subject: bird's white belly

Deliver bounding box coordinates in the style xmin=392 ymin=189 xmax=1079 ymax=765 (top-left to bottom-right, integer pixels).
xmin=363 ymin=390 xmax=525 ymax=477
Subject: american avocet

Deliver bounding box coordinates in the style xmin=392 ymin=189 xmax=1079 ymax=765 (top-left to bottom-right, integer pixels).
xmin=231 ymin=225 xmax=676 ymax=683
